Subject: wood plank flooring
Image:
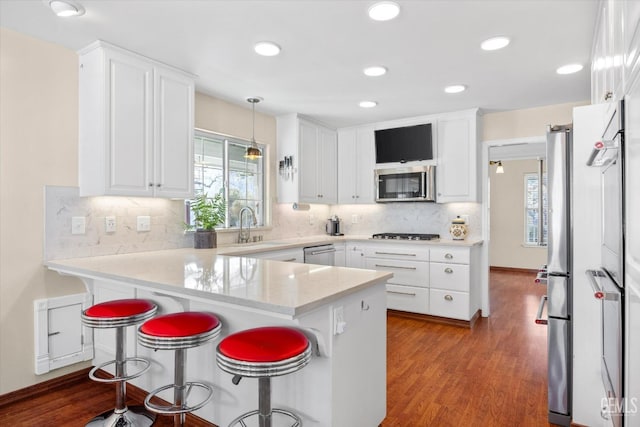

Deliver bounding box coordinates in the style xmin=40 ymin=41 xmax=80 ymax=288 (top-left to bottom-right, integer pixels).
xmin=0 ymin=270 xmax=553 ymax=426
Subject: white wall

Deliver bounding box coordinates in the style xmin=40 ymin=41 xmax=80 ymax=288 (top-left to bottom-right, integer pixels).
xmin=489 ymin=159 xmax=546 ymax=269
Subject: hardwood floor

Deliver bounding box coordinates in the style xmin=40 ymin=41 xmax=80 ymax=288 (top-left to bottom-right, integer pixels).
xmin=0 ymin=270 xmax=552 ymax=426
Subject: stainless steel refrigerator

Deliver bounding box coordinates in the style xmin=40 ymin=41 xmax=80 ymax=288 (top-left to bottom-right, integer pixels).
xmin=545 ymin=124 xmax=573 ymax=426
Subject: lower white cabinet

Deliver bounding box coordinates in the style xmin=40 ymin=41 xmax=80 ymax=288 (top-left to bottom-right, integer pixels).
xmin=361 ymin=242 xmax=480 ymax=321
xmin=345 ymin=244 xmax=366 ymax=268
xmin=334 ymin=243 xmax=346 ymax=267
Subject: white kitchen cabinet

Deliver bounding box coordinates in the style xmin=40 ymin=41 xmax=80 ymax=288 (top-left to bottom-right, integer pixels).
xmin=78 ymin=41 xmax=194 ymax=198
xmin=337 ymin=126 xmax=375 ymax=204
xmin=334 ymin=242 xmax=346 ymax=267
xmin=252 ymin=247 xmax=304 ymax=263
xmin=435 ymin=109 xmax=480 ymax=203
xmin=363 ymin=243 xmax=430 ymax=314
xmin=277 ymin=114 xmax=337 ymax=204
xmin=429 ymin=246 xmax=480 ymax=321
xmin=624 ymin=0 xmax=640 ymax=90
xmin=345 ymin=243 xmax=366 ymax=268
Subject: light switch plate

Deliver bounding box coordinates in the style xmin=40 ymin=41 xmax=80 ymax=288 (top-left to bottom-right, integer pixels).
xmin=71 ymin=217 xmax=85 ymax=235
xmin=137 ymin=216 xmax=151 ymax=232
xmin=105 ymin=216 xmax=116 ymax=233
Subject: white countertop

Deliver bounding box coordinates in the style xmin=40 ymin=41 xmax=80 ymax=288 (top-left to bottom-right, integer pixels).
xmin=45 ymin=235 xmax=481 ymax=316
xmin=46 ymin=248 xmax=392 ymax=317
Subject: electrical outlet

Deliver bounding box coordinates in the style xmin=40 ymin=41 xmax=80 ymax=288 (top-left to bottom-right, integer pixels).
xmin=333 ymin=306 xmax=346 ymax=335
xmin=459 ymin=214 xmax=470 ymax=225
xmin=309 ymin=214 xmax=315 ymax=225
xmin=105 ymin=216 xmax=116 ymax=233
xmin=71 ymin=216 xmax=86 ymax=235
xmin=137 ymin=216 xmax=151 ymax=232
xmin=351 ymin=214 xmax=359 ymax=224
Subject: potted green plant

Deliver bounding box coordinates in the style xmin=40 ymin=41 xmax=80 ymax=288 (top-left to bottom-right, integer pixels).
xmin=188 ymin=192 xmax=225 ymax=249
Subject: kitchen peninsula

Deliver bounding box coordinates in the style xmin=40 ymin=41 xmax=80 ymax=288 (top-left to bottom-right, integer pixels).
xmin=46 ymin=247 xmax=392 ymax=426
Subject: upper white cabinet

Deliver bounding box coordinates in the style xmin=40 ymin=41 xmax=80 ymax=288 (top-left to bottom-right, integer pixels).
xmin=337 ymin=126 xmax=375 ymax=204
xmin=435 ymin=109 xmax=480 ymax=203
xmin=591 ymin=0 xmax=640 ymax=104
xmin=78 ymin=41 xmax=194 ymax=198
xmin=277 ymin=114 xmax=337 ymax=204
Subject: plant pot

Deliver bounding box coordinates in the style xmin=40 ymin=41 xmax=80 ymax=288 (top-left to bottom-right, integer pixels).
xmin=194 ymin=230 xmax=217 ymax=249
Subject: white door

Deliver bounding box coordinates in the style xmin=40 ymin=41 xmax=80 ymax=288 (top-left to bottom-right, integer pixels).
xmin=318 ymin=126 xmax=338 ymax=203
xmin=299 ymin=121 xmax=319 ymax=202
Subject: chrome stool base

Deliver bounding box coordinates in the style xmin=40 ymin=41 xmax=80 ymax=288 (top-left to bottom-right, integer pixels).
xmin=144 ymin=381 xmax=214 ymax=415
xmin=88 ymin=357 xmax=151 ymax=383
xmin=85 ymin=405 xmax=155 ymax=427
xmin=229 ymin=408 xmax=302 ymax=427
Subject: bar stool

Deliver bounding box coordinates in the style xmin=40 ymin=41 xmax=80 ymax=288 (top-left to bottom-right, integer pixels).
xmin=137 ymin=311 xmax=221 ymax=426
xmin=81 ymin=298 xmax=158 ymax=427
xmin=216 ymin=326 xmax=312 ymax=427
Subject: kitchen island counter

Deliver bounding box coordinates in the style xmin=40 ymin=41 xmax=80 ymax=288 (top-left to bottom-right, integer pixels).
xmin=46 ymin=248 xmax=390 ymax=426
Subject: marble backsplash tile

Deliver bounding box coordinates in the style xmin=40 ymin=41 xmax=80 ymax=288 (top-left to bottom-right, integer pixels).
xmin=44 ymin=186 xmax=191 ymax=260
xmin=44 ymin=186 xmax=480 ymax=260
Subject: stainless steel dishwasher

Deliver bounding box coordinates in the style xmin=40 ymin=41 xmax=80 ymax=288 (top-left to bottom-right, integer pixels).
xmin=303 ymin=244 xmax=336 ymax=266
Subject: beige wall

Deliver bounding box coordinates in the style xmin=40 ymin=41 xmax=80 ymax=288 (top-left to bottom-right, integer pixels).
xmin=0 ymin=28 xmax=88 ymax=394
xmin=0 ymin=29 xmax=277 ymax=395
xmin=483 ymin=100 xmax=587 ymax=141
xmin=489 ymin=159 xmax=546 ymax=269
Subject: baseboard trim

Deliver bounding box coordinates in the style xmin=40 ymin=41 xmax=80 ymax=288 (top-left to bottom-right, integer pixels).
xmin=0 ymin=367 xmax=91 ymax=409
xmin=0 ymin=368 xmax=216 ymax=426
xmin=490 ymin=266 xmax=538 ymax=274
xmin=387 ymin=309 xmax=480 ymax=329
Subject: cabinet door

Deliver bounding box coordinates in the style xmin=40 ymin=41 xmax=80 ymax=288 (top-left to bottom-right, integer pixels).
xmin=154 ymin=67 xmax=194 ymax=198
xmin=106 ymin=50 xmax=154 ymax=196
xmin=299 ymin=121 xmax=320 ymax=203
xmin=346 ymin=245 xmax=365 ymax=268
xmin=626 ymin=71 xmax=640 ymax=295
xmin=355 ymin=126 xmax=375 ymax=203
xmin=436 ymin=115 xmax=478 ymax=203
xmin=624 ymin=0 xmax=640 ymax=88
xmin=338 ymin=129 xmax=358 ymax=203
xmin=318 ymin=126 xmax=338 ymax=203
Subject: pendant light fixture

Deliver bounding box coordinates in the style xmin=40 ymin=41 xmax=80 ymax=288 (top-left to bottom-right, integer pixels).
xmin=490 ymin=160 xmax=505 ymax=174
xmin=244 ymin=97 xmax=263 ymax=160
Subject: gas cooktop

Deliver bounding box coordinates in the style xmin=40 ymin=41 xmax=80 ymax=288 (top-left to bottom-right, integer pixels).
xmin=371 ymin=233 xmax=440 ymax=241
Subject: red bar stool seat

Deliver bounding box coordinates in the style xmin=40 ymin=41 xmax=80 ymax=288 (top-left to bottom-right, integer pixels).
xmin=216 ymin=326 xmax=312 ymax=427
xmin=138 ymin=312 xmax=221 ymax=426
xmin=81 ymin=298 xmax=158 ymax=427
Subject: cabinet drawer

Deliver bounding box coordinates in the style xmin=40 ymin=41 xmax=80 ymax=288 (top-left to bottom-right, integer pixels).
xmin=430 ymin=247 xmax=470 ymax=264
xmin=430 ymin=263 xmax=470 ymax=292
xmin=429 ymin=289 xmax=470 ymax=320
xmin=364 ymin=245 xmax=429 ymax=261
xmin=364 ymin=258 xmax=429 ymax=287
xmin=386 ymin=284 xmax=429 ymax=314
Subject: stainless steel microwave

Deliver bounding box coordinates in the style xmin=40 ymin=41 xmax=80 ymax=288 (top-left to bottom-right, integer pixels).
xmin=375 ymin=166 xmax=436 ymax=202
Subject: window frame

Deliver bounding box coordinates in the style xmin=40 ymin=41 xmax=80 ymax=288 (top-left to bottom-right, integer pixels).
xmin=523 ymin=171 xmax=548 ymax=247
xmin=188 ymin=129 xmax=267 ymax=230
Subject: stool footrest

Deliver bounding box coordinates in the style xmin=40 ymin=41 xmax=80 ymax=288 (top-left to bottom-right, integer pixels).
xmin=144 ymin=382 xmax=213 ymax=415
xmin=229 ymin=408 xmax=302 ymax=427
xmin=89 ymin=357 xmax=151 ymax=383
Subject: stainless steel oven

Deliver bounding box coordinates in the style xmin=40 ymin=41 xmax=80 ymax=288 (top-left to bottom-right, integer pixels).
xmin=587 ymin=270 xmax=624 ymax=427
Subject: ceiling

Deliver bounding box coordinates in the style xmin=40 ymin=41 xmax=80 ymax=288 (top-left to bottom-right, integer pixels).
xmin=0 ymin=0 xmax=597 ymax=129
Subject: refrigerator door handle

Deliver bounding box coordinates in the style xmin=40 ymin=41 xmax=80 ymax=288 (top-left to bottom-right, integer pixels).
xmin=535 ymin=295 xmax=548 ymax=325
xmin=586 ymin=269 xmax=606 ymax=299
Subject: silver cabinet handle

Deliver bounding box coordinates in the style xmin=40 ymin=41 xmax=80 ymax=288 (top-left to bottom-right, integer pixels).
xmin=374 ymin=251 xmax=417 ymax=257
xmin=375 ymin=264 xmax=417 ymax=270
xmin=444 ymin=268 xmax=453 ymax=274
xmin=156 ymin=183 xmax=161 ymax=187
xmin=148 ymin=183 xmax=154 ymax=187
xmin=444 ymin=294 xmax=453 ymax=301
xmin=535 ymin=295 xmax=548 ymax=325
xmin=282 ymin=258 xmax=297 ymax=262
xmin=309 ymin=248 xmax=336 ymax=255
xmin=361 ymin=300 xmax=370 ymax=311
xmin=445 ymin=253 xmax=453 ymax=259
xmin=386 ymin=290 xmax=416 ymax=296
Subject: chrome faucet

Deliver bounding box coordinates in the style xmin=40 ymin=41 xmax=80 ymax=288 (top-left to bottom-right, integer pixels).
xmin=238 ymin=206 xmax=257 ymax=244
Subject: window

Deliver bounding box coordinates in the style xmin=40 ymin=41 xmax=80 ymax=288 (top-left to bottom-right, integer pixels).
xmin=524 ymin=172 xmax=547 ymax=246
xmin=188 ymin=130 xmax=265 ymax=228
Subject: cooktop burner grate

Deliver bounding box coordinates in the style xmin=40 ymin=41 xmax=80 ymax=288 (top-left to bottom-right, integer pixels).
xmin=371 ymin=233 xmax=440 ymax=241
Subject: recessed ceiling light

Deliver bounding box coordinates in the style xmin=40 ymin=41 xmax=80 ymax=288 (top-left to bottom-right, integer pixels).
xmin=254 ymin=41 xmax=281 ymax=57
xmin=47 ymin=0 xmax=85 ymax=17
xmin=359 ymin=101 xmax=378 ymax=108
xmin=368 ymin=1 xmax=400 ymax=21
xmin=444 ymin=85 xmax=466 ymax=94
xmin=481 ymin=36 xmax=510 ymax=51
xmin=363 ymin=66 xmax=387 ymax=77
xmin=556 ymin=63 xmax=583 ymax=75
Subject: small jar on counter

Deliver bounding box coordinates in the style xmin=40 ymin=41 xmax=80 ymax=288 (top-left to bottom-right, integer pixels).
xmin=449 ymin=216 xmax=468 ymax=240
